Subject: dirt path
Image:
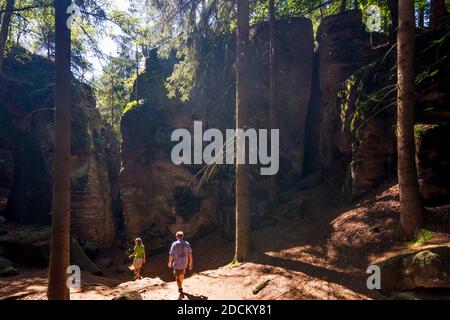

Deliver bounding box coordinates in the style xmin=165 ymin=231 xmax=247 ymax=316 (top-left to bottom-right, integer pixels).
xmin=1 ymin=181 xmax=449 ymax=300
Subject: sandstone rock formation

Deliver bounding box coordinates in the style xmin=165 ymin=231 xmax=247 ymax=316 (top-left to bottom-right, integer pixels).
xmin=315 ymin=9 xmax=382 ymax=170
xmin=376 ymin=246 xmax=450 ymax=295
xmin=120 ymin=18 xmax=315 ymax=250
xmin=307 ymin=9 xmax=449 ymax=203
xmin=0 ymin=48 xmax=119 ymax=249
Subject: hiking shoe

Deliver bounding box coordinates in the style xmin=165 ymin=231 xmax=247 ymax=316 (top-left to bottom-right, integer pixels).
xmin=178 ymin=288 xmax=183 ymax=294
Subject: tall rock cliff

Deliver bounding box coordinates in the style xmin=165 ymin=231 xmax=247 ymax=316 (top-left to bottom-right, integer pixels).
xmin=120 ymin=17 xmax=315 ymax=250
xmin=0 ymin=48 xmax=120 ymax=249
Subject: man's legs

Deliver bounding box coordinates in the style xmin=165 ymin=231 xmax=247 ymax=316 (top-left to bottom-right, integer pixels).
xmin=175 ymin=269 xmax=186 ymax=293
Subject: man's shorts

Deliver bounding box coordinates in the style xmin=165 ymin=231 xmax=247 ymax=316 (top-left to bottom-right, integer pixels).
xmin=134 ymin=258 xmax=143 ymax=270
xmin=174 ymin=269 xmax=186 ymax=276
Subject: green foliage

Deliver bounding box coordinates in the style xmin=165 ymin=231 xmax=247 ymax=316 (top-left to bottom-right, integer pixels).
xmin=95 ymin=54 xmax=136 ymax=135
xmin=122 ymin=99 xmax=142 ymax=116
xmin=406 ymin=229 xmax=434 ymax=247
xmin=165 ymin=46 xmax=196 ymax=102
xmin=338 ymin=51 xmax=397 ymax=140
xmin=414 ymin=123 xmax=439 ymax=140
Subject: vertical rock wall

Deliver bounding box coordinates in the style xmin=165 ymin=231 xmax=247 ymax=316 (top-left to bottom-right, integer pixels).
xmin=0 ymin=49 xmax=119 ymax=249
xmin=119 ymin=17 xmax=315 ymax=250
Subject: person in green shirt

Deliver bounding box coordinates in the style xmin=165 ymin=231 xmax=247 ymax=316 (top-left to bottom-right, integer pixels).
xmin=129 ymin=238 xmax=146 ymax=280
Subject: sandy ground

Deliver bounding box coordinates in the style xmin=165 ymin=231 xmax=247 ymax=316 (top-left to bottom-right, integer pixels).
xmin=1 ymin=181 xmax=449 ymax=300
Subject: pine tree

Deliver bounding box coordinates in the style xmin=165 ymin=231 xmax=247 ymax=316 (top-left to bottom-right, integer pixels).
xmin=235 ymin=0 xmax=251 ymax=262
xmin=397 ymin=0 xmax=423 ymax=240
xmin=48 ymin=0 xmax=72 ymax=300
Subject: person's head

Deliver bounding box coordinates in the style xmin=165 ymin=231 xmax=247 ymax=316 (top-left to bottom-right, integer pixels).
xmin=135 ymin=238 xmax=142 ymax=245
xmin=176 ymin=231 xmax=184 ymax=240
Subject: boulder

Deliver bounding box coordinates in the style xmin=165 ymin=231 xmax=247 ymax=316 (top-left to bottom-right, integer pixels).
xmin=376 ymin=246 xmax=450 ymax=295
xmin=81 ymin=241 xmax=100 ymax=259
xmin=0 ymin=224 xmax=50 ymax=267
xmin=391 ymin=288 xmax=450 ymax=300
xmin=96 ymin=257 xmax=114 ymax=268
xmin=0 ymin=256 xmax=18 ymax=277
xmin=70 ymin=238 xmax=103 ymax=276
xmin=116 ymin=264 xmax=131 ymax=274
xmin=112 ymin=291 xmax=143 ymax=300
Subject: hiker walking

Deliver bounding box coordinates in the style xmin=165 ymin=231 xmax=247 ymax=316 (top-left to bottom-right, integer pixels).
xmin=168 ymin=231 xmax=193 ymax=295
xmin=129 ymin=237 xmax=146 ymax=280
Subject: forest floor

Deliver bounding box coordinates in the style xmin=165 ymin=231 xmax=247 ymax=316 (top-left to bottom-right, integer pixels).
xmin=1 ymin=180 xmax=450 ymax=300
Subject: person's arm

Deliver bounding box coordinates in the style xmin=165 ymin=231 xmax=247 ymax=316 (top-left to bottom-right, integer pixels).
xmin=143 ymin=249 xmax=146 ymax=264
xmin=128 ymin=251 xmax=135 ymax=259
xmin=168 ymin=255 xmax=173 ymax=268
xmin=188 ymin=252 xmax=193 ymax=271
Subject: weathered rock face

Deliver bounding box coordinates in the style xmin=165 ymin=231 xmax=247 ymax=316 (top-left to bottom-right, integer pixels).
xmin=304 ymin=9 xmax=394 ymax=200
xmin=248 ymin=19 xmax=314 ymax=188
xmin=338 ymin=58 xmax=397 ymax=200
xmin=0 ymin=48 xmax=120 ymax=248
xmin=314 ymin=10 xmax=383 ymax=170
xmin=120 ymin=18 xmax=315 ymax=250
xmin=414 ymin=29 xmax=450 ymax=205
xmin=0 ymin=138 xmax=13 ymax=214
xmin=415 ymin=123 xmax=450 ymax=205
xmin=376 ymin=246 xmax=450 ymax=295
xmin=307 ymin=9 xmax=450 ymax=203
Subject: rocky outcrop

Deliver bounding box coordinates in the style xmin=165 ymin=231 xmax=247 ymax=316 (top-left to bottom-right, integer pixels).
xmin=376 ymin=246 xmax=450 ymax=295
xmin=307 ymin=9 xmax=450 ymax=203
xmin=339 ymin=60 xmax=396 ymax=200
xmin=414 ymin=29 xmax=450 ymax=205
xmin=415 ymin=123 xmax=450 ymax=205
xmin=0 ymin=256 xmax=18 ymax=277
xmin=314 ymin=9 xmax=385 ymax=170
xmin=304 ymin=9 xmax=394 ymax=200
xmin=248 ymin=19 xmax=314 ymax=187
xmin=120 ymin=18 xmax=315 ymax=249
xmin=0 ymin=223 xmax=50 ymax=267
xmin=0 ymin=48 xmax=120 ymax=249
xmin=0 ymin=137 xmax=13 ymax=214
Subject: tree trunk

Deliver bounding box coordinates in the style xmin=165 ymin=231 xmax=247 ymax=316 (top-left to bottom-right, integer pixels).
xmin=234 ymin=0 xmax=251 ymax=262
xmin=418 ymin=5 xmax=425 ymax=28
xmin=397 ymin=0 xmax=423 ymax=240
xmin=340 ymin=0 xmax=347 ymax=13
xmin=388 ymin=0 xmax=398 ymax=44
xmin=135 ymin=43 xmax=139 ymax=102
xmin=48 ymin=0 xmax=72 ymax=301
xmin=268 ymin=0 xmax=278 ymax=210
xmin=431 ymin=0 xmax=448 ymax=29
xmin=0 ymin=0 xmax=15 ymax=77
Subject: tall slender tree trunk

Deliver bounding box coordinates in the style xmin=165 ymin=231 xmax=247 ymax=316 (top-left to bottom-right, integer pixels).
xmin=431 ymin=0 xmax=448 ymax=29
xmin=268 ymin=0 xmax=278 ymax=210
xmin=0 ymin=0 xmax=15 ymax=77
xmin=48 ymin=0 xmax=72 ymax=300
xmin=418 ymin=5 xmax=425 ymax=28
xmin=234 ymin=0 xmax=251 ymax=262
xmin=397 ymin=0 xmax=423 ymax=240
xmin=388 ymin=0 xmax=399 ymax=44
xmin=135 ymin=43 xmax=139 ymax=102
xmin=340 ymin=0 xmax=347 ymax=13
